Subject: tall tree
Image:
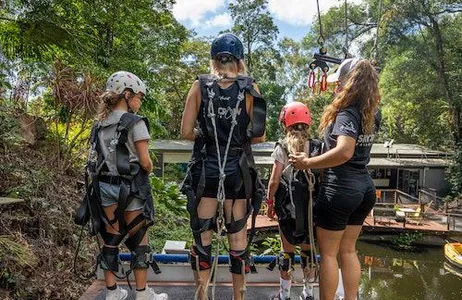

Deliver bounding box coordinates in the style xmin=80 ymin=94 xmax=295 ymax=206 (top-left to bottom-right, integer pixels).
xmin=228 ymin=0 xmax=278 ymax=73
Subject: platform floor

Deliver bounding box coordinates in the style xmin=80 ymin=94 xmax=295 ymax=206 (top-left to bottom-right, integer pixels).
xmin=82 ymin=280 xmax=319 ymax=300
xmin=250 ymin=214 xmax=449 ymax=233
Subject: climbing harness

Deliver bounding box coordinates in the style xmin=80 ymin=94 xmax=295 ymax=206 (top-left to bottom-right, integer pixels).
xmin=73 ymin=113 xmax=160 ymax=287
xmin=181 ymin=74 xmax=266 ymax=300
xmin=267 ymin=142 xmax=320 ymax=285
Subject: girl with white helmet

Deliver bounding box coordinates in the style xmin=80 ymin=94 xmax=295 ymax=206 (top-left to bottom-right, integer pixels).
xmin=86 ymin=71 xmax=168 ymax=300
xmin=267 ymin=102 xmax=322 ymax=300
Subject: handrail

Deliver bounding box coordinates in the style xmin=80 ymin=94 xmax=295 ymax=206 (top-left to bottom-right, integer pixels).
xmin=395 ymin=189 xmax=420 ymax=203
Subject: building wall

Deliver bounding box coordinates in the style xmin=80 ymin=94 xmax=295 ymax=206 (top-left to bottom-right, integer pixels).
xmin=422 ymin=168 xmax=447 ymax=195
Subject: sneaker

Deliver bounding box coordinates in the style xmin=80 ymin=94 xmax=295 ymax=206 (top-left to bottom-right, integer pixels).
xmin=300 ymin=288 xmax=314 ymax=300
xmin=106 ymin=286 xmax=128 ymax=300
xmin=135 ymin=287 xmax=169 ymax=300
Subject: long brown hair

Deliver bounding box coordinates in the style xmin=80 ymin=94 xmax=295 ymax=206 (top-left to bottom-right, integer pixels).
xmin=97 ymin=91 xmax=122 ymax=121
xmin=318 ymin=59 xmax=380 ymax=135
xmin=283 ymin=125 xmax=310 ymax=155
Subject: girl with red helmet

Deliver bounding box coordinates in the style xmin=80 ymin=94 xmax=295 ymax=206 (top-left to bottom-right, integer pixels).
xmin=267 ymin=101 xmax=322 ymax=300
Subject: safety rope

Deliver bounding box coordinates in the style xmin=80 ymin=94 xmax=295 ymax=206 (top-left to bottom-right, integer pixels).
xmin=282 ymin=154 xmax=319 ymax=285
xmin=344 ymin=0 xmax=349 ymax=51
xmin=372 ymin=0 xmax=383 ymax=62
xmin=304 ymin=169 xmax=319 ymax=284
xmin=194 ymin=79 xmax=246 ymax=300
xmin=315 ymin=0 xmax=324 ymax=47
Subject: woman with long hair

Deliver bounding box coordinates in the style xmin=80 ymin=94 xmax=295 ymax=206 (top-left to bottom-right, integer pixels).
xmin=289 ymin=59 xmax=381 ymax=300
xmin=267 ymin=102 xmax=322 ymax=300
xmin=180 ymin=33 xmax=266 ymax=300
xmin=89 ymin=71 xmax=168 ymax=300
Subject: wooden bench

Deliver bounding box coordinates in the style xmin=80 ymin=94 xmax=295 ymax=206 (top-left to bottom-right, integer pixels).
xmin=372 ymin=207 xmax=396 ymax=225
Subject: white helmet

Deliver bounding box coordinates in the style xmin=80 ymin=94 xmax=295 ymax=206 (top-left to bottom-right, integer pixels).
xmin=105 ymin=71 xmax=147 ymax=95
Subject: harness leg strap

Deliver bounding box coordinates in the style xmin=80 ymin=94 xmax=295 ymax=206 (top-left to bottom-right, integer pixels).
xmin=190 ymin=245 xmax=212 ymax=271
xmin=278 ymin=252 xmax=295 ymax=272
xmin=300 ymin=250 xmax=313 ymax=270
xmin=229 ymin=249 xmax=255 ymax=274
xmin=301 ymin=250 xmax=317 ymax=284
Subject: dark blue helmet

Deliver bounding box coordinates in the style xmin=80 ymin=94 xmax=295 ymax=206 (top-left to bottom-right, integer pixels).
xmin=210 ymin=33 xmax=244 ymax=60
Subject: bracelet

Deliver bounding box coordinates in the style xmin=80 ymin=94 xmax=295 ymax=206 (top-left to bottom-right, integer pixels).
xmin=267 ymin=199 xmax=274 ymax=206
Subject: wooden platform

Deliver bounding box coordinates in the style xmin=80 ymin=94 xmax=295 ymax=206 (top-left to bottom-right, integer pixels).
xmin=81 ymin=280 xmax=318 ymax=300
xmin=248 ymin=214 xmax=449 ymax=234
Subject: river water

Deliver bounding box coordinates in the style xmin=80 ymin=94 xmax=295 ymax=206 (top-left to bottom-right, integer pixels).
xmin=356 ymin=241 xmax=462 ymax=300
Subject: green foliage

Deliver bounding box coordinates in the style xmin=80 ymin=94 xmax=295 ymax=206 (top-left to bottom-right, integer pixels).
xmin=0 ymin=235 xmax=38 ymax=295
xmin=229 ymin=0 xmax=279 ymax=73
xmin=0 ymin=101 xmax=22 ymax=148
xmin=392 ymin=233 xmax=423 ymax=251
xmin=261 ymin=234 xmax=281 ymax=255
xmin=148 ymin=176 xmax=191 ymax=251
xmin=446 ymin=143 xmax=462 ymax=196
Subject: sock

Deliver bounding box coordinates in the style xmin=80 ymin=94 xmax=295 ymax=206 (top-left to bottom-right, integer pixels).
xmin=279 ymin=277 xmax=291 ymax=299
xmin=303 ymin=283 xmax=314 ymax=296
xmin=107 ymin=284 xmax=117 ymax=291
xmin=136 ymin=286 xmax=146 ymax=292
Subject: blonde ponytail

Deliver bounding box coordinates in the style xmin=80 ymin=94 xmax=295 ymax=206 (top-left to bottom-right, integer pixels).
xmin=283 ymin=126 xmax=310 ymax=155
xmin=97 ymin=91 xmax=121 ymax=121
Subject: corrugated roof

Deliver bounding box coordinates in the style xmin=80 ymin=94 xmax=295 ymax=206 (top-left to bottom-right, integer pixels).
xmin=152 ymin=140 xmax=451 ymax=158
xmin=253 ymin=156 xmax=450 ymax=167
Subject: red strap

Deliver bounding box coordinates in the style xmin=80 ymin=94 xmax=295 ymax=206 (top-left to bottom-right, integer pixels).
xmin=308 ymin=70 xmax=315 ymax=88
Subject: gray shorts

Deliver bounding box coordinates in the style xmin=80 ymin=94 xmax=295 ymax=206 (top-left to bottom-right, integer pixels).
xmin=99 ymin=182 xmax=144 ymax=211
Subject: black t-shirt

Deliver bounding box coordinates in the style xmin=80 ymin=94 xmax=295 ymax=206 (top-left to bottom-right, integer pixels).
xmin=199 ymin=81 xmax=251 ymax=177
xmin=324 ymin=105 xmax=381 ymax=167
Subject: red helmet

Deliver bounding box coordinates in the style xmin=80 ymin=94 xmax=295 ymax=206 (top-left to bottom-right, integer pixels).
xmin=279 ymin=102 xmax=311 ymax=127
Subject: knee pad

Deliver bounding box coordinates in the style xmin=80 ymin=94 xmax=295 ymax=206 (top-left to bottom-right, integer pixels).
xmin=300 ymin=250 xmax=314 ymax=270
xmin=229 ymin=249 xmax=254 ymax=275
xmin=278 ymin=252 xmax=295 ymax=272
xmin=190 ymin=245 xmax=212 ymax=271
xmin=130 ymin=245 xmax=151 ymax=269
xmin=99 ymin=246 xmax=119 ymax=272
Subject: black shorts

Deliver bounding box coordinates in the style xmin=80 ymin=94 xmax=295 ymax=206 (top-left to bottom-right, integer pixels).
xmin=316 ymin=166 xmax=376 ymax=231
xmin=279 ymin=219 xmax=316 ymax=245
xmin=202 ymin=174 xmax=246 ymax=199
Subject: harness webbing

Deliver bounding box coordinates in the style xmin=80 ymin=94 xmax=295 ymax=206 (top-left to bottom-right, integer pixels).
xmin=204 ymin=81 xmax=246 ymax=300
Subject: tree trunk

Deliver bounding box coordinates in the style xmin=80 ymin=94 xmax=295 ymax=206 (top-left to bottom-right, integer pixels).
xmin=429 ymin=15 xmax=461 ymax=145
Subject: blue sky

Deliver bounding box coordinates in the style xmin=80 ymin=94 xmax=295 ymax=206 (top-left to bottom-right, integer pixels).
xmin=172 ymin=0 xmax=363 ymax=41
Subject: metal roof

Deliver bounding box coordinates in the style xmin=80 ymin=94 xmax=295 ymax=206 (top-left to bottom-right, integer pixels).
xmin=151 ymin=140 xmax=451 ymax=168
xmin=152 ymin=140 xmax=449 ymax=158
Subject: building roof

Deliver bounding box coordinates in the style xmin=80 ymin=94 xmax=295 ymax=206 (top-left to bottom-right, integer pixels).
xmin=152 ymin=140 xmax=449 ymax=157
xmin=151 ymin=140 xmax=451 ymax=168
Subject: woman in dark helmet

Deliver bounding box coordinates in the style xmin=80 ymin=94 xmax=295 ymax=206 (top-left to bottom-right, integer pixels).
xmin=267 ymin=102 xmax=322 ymax=300
xmin=180 ymin=33 xmax=266 ymax=300
xmin=289 ymin=58 xmax=381 ymax=300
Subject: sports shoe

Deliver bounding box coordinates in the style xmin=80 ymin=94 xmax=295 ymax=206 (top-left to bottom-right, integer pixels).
xmin=300 ymin=287 xmax=314 ymax=300
xmin=106 ymin=286 xmax=128 ymax=300
xmin=135 ymin=287 xmax=169 ymax=300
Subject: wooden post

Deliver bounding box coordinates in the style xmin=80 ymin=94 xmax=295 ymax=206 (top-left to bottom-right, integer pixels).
xmin=0 ymin=197 xmax=24 ymax=205
xmin=446 ymin=202 xmax=449 ymax=231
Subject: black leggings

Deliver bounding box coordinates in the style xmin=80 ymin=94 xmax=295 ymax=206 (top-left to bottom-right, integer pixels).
xmin=316 ymin=166 xmax=376 ymax=231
